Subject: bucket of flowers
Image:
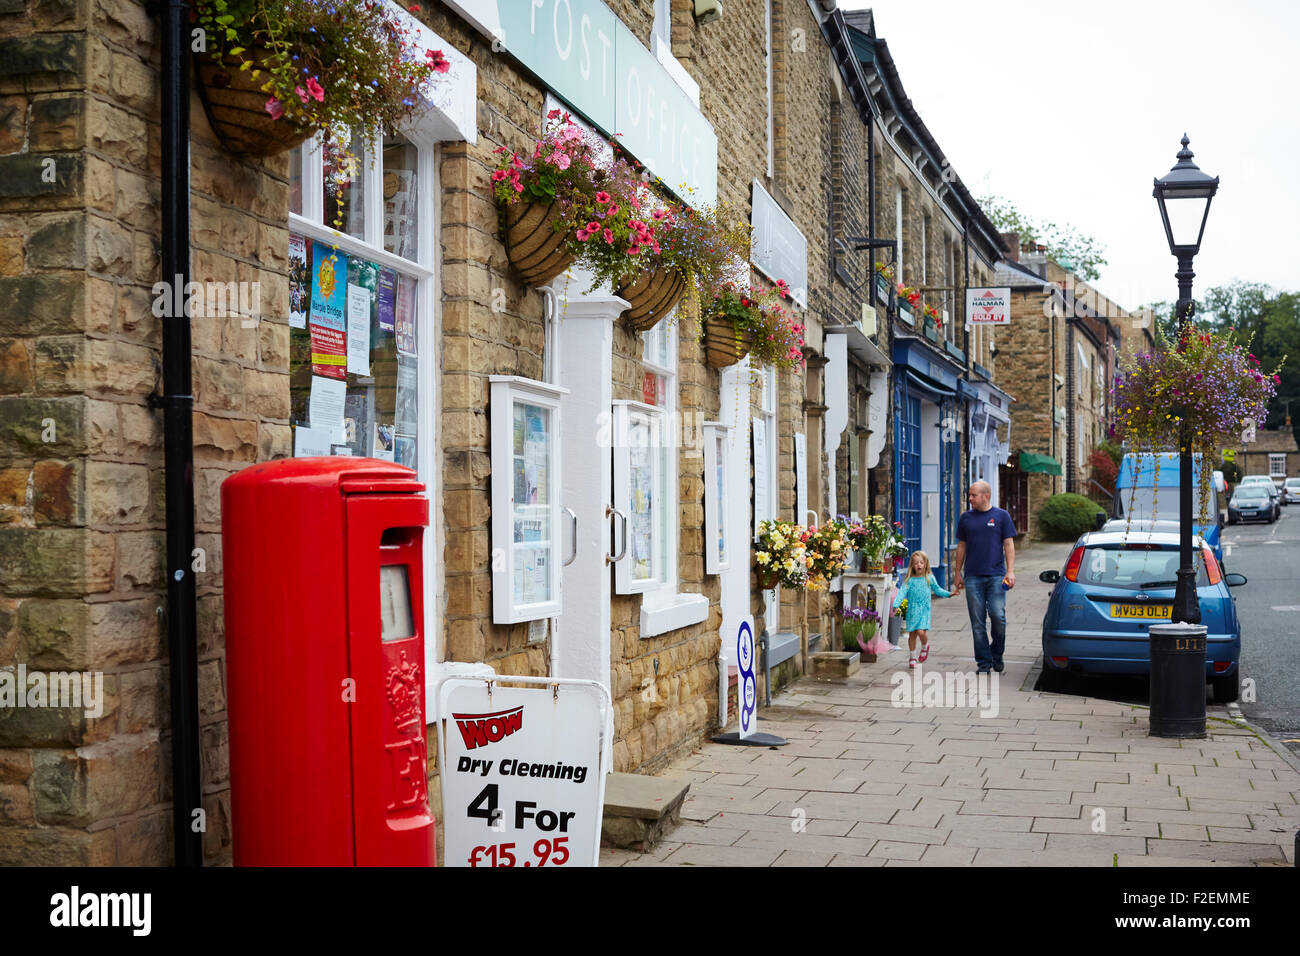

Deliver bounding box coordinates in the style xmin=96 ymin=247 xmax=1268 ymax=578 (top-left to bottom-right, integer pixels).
xmin=754 ymin=519 xmax=807 ymax=590
xmin=800 ymin=518 xmax=851 ymax=591
xmin=923 ymin=304 xmax=942 ymax=338
xmin=896 ymin=284 xmax=921 ymax=320
xmin=1111 ymin=328 xmax=1282 ymax=530
xmin=873 ymin=261 xmax=894 ymax=302
xmin=191 ymin=0 xmax=449 ymax=161
xmin=842 ymin=606 xmax=881 ymax=657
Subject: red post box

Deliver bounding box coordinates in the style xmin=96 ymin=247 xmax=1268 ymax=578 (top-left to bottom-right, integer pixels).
xmin=221 ymin=458 xmax=435 ymax=866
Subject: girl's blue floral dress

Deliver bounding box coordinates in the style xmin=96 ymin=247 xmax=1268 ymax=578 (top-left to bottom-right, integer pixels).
xmin=892 ymin=573 xmax=951 ymax=631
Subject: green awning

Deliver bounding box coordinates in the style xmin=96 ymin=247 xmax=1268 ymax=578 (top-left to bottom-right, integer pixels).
xmin=1019 ymin=452 xmax=1062 ymax=476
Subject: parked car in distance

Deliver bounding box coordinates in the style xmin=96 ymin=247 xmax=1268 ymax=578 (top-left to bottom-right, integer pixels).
xmin=1281 ymin=476 xmax=1300 ymax=505
xmin=1236 ymin=475 xmax=1281 ymax=519
xmin=1228 ymin=484 xmax=1275 ymax=524
xmin=1038 ymin=530 xmax=1245 ymax=702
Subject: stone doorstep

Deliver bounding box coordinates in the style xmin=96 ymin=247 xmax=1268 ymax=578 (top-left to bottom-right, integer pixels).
xmin=600 ymin=772 xmax=690 ymax=852
xmin=810 ymin=651 xmax=861 ymax=679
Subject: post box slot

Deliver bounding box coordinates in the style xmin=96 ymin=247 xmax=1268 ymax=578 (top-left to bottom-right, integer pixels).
xmin=380 ymin=526 xmax=418 ymax=548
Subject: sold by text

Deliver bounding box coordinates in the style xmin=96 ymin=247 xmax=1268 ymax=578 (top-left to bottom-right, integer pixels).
xmin=1114 ymin=916 xmax=1250 ymax=929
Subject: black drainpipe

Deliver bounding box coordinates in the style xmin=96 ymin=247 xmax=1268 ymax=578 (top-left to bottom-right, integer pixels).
xmin=155 ymin=0 xmax=203 ymax=867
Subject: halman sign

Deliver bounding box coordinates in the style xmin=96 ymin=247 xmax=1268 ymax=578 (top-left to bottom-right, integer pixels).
xmin=443 ymin=0 xmax=718 ymax=207
xmin=966 ymin=287 xmax=1011 ymax=325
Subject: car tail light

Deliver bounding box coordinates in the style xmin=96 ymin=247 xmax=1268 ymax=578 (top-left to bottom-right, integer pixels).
xmin=1202 ymin=546 xmax=1221 ymax=585
xmin=1051 ymin=657 xmax=1069 ymax=667
xmin=1213 ymin=661 xmax=1231 ymax=674
xmin=1063 ymin=546 xmax=1085 ymax=582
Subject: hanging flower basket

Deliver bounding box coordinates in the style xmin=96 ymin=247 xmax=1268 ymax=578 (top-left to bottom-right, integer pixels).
xmin=193 ymin=46 xmax=316 ymax=158
xmin=618 ymin=265 xmax=686 ymax=331
xmin=755 ymin=565 xmax=782 ymax=590
xmin=703 ymin=313 xmax=753 ymax=368
xmin=501 ymin=201 xmax=575 ymax=287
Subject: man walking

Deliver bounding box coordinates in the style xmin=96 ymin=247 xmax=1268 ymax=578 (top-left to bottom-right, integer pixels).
xmin=951 ymin=481 xmax=1017 ymax=674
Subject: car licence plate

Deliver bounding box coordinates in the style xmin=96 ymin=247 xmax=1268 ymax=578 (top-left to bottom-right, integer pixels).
xmin=1111 ymin=604 xmax=1172 ymax=619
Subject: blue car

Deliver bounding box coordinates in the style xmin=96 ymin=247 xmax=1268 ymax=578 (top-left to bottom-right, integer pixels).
xmin=1038 ymin=530 xmax=1246 ymax=702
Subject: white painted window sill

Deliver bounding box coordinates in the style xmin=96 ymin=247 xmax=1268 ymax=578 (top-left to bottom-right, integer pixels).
xmin=639 ymin=591 xmax=709 ymax=638
xmin=652 ymin=35 xmax=701 ymax=106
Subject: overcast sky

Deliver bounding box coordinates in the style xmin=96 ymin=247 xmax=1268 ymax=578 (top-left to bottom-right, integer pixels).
xmin=844 ymin=0 xmax=1300 ymax=311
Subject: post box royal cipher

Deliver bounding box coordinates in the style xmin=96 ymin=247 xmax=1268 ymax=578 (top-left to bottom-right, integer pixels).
xmin=222 ymin=458 xmax=435 ymax=865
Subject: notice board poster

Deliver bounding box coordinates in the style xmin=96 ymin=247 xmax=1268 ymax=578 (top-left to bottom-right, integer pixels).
xmin=309 ymin=244 xmax=348 ymax=379
xmin=437 ymin=678 xmax=610 ymax=867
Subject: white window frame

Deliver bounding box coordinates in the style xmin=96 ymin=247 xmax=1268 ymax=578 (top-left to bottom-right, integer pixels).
xmin=703 ymin=422 xmax=730 ymax=574
xmin=1269 ymin=453 xmax=1286 ymax=479
xmin=754 ymin=366 xmax=779 ymax=629
xmin=895 ymin=188 xmax=904 ymax=286
xmin=489 ymin=377 xmax=567 ymax=623
xmin=613 ymin=399 xmax=673 ymax=595
xmin=290 ymin=127 xmax=441 ymax=688
xmin=765 ymin=0 xmax=775 ymax=179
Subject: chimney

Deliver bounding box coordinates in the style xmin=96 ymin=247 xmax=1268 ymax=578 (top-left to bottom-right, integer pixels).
xmin=1000 ymin=231 xmax=1020 ymax=261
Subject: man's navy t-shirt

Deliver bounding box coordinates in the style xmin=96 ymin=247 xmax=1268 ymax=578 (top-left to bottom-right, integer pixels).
xmin=957 ymin=507 xmax=1017 ymax=576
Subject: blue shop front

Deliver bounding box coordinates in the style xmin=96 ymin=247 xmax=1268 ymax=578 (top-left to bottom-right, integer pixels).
xmin=892 ymin=336 xmax=965 ymax=587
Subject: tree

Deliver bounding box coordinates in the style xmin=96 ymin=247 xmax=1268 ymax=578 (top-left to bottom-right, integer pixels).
xmin=979 ymin=195 xmax=1108 ymax=281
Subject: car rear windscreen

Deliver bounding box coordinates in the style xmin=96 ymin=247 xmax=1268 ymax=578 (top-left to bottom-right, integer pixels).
xmin=1075 ymin=546 xmax=1209 ymax=590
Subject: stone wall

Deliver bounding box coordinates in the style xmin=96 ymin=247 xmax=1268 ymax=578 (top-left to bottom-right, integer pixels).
xmin=0 ymin=0 xmax=288 ymax=864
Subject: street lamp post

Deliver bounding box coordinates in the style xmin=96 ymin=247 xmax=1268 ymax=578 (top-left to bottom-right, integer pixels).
xmin=1152 ymin=134 xmax=1219 ymax=626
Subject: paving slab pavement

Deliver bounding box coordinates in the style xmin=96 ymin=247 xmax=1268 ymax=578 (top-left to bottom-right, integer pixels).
xmin=603 ymin=540 xmax=1300 ymax=868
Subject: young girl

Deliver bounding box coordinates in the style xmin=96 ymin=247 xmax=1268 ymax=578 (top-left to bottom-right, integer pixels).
xmin=891 ymin=550 xmax=953 ymax=668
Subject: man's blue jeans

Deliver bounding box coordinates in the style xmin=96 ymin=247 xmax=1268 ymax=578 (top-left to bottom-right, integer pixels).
xmin=964 ymin=574 xmax=1007 ymax=671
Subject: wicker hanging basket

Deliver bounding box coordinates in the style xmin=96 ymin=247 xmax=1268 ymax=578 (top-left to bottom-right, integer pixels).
xmin=501 ymin=201 xmax=575 ymax=287
xmin=703 ymin=313 xmax=753 ymax=369
xmin=193 ymin=47 xmax=316 ymax=159
xmin=617 ymin=266 xmax=686 ymax=331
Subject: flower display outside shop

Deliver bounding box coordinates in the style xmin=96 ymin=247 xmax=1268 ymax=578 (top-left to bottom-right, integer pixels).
xmin=1111 ymin=328 xmax=1283 ymax=529
xmin=896 ymin=284 xmax=922 ymax=309
xmin=842 ymin=606 xmax=881 ymax=651
xmin=754 ymin=519 xmax=808 ymax=589
xmin=800 ymin=519 xmax=851 ymax=591
xmin=840 ymin=514 xmax=899 ymax=569
xmin=893 ymin=597 xmax=908 ymax=619
xmin=706 ymin=279 xmax=806 ymax=370
xmin=923 ymin=303 xmax=942 ymax=330
xmin=193 ymin=0 xmax=449 ymax=194
xmin=492 ymin=111 xmax=665 ymax=290
xmin=873 ymin=261 xmax=894 ymax=282
xmin=651 ymin=201 xmax=752 ymax=326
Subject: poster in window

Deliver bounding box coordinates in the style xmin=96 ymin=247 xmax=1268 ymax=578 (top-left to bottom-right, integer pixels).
xmin=289 ymin=234 xmax=310 ymax=329
xmin=395 ymin=274 xmax=417 ymax=355
xmin=395 ymin=354 xmax=418 ymax=437
xmin=394 ymin=435 xmax=416 ymax=469
xmin=628 ymin=417 xmax=655 ymax=581
xmin=714 ymin=432 xmax=727 ymax=566
xmin=373 ymin=422 xmax=395 ymax=461
xmin=377 ymin=267 xmax=396 ymax=332
xmin=309 ymin=244 xmax=347 ymax=379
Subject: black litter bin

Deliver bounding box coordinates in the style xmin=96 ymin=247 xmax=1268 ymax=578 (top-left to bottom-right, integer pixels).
xmin=1148 ymin=622 xmax=1207 ymax=738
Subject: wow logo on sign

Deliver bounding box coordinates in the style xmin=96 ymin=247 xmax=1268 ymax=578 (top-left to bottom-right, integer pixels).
xmin=454 ymin=706 xmax=524 ymax=749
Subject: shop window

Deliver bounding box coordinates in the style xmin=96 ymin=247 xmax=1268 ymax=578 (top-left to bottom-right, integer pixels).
xmin=613 ymin=323 xmax=678 ymax=595
xmin=286 ymin=127 xmax=437 ymax=650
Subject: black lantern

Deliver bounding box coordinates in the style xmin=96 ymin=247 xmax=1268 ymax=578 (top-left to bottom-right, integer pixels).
xmin=1153 ymin=135 xmax=1219 ymax=259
